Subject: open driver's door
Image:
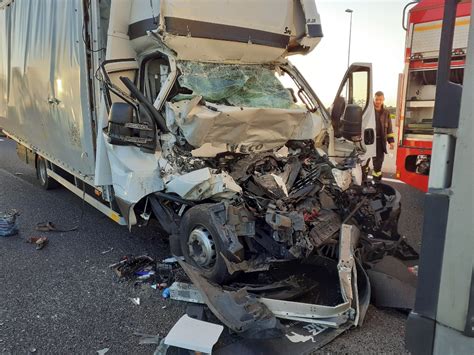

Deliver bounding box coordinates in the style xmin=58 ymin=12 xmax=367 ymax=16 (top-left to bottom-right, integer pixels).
xmin=330 ymin=63 xmax=376 ymax=160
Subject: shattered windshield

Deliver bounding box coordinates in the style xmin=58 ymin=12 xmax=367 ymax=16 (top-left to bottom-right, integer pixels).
xmin=176 ymin=61 xmax=296 ymax=109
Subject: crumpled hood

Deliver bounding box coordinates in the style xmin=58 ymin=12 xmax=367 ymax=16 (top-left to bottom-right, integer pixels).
xmin=165 ymin=97 xmax=323 ymax=156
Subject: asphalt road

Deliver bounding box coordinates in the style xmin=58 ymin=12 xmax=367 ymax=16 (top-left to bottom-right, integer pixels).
xmin=0 ymin=137 xmax=425 ymax=354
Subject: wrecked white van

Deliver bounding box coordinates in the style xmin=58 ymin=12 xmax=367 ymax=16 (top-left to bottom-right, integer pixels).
xmin=0 ymin=0 xmax=416 ymax=343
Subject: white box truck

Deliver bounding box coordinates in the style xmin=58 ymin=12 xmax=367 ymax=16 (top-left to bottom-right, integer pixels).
xmin=0 ymin=0 xmax=413 ymax=337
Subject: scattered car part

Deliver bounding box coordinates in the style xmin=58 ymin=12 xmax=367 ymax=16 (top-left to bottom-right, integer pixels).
xmin=174 ymin=223 xmax=373 ymax=345
xmin=169 ymin=282 xmax=206 ymax=304
xmin=179 ymin=260 xmax=283 ymax=338
xmin=110 ymin=255 xmax=155 ymax=279
xmin=163 ymin=315 xmax=224 ymax=354
xmin=134 ymin=332 xmax=162 ymax=345
xmin=162 ymin=256 xmax=184 ymax=264
xmin=130 ymin=298 xmax=141 ymax=306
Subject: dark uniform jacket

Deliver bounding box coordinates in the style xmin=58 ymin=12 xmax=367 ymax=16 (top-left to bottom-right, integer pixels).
xmin=375 ymin=107 xmax=395 ymax=154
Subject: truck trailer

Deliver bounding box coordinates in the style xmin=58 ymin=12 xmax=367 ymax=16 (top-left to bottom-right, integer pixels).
xmin=0 ymin=0 xmax=415 ymax=341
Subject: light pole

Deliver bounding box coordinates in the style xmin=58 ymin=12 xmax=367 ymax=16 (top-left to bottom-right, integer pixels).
xmin=345 ymin=9 xmax=353 ymax=68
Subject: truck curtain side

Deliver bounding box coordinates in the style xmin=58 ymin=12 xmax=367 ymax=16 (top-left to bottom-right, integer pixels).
xmin=0 ymin=0 xmax=125 ymax=224
xmin=0 ymin=0 xmax=97 ymax=177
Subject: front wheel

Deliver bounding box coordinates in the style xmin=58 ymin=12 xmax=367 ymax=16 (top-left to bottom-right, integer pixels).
xmin=36 ymin=156 xmax=59 ymax=190
xmin=179 ymin=204 xmax=231 ymax=284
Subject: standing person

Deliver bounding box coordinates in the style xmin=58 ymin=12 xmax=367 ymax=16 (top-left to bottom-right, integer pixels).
xmin=372 ymin=91 xmax=395 ymax=181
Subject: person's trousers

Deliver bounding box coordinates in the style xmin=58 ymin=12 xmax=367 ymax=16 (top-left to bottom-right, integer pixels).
xmin=372 ymin=151 xmax=384 ymax=181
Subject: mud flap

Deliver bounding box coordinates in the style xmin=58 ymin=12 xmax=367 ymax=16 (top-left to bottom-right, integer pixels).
xmin=367 ymin=255 xmax=417 ymax=310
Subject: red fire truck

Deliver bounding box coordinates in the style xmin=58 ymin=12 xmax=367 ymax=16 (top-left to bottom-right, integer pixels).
xmin=396 ymin=0 xmax=471 ymax=191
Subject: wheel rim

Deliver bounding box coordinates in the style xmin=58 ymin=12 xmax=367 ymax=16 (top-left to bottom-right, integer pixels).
xmin=38 ymin=159 xmax=47 ymax=184
xmin=187 ymin=226 xmax=216 ymax=269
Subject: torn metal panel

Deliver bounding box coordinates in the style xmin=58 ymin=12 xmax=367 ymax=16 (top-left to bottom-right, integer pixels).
xmin=277 ymin=315 xmax=348 ymax=328
xmin=156 ymin=0 xmax=322 ymax=64
xmin=298 ymin=0 xmax=323 ymax=50
xmin=338 ymin=224 xmax=358 ymax=304
xmin=222 ymin=255 xmax=270 ymax=275
xmin=165 ymin=168 xmax=242 ymax=201
xmin=177 ymin=224 xmax=364 ymax=328
xmin=260 ymin=298 xmax=351 ymax=322
xmin=226 ymin=276 xmax=316 ymax=301
xmin=165 ymin=99 xmax=323 ymax=153
xmin=115 ymin=196 xmax=137 ymax=229
xmin=104 ymin=138 xmax=164 ymax=206
xmin=179 ymin=260 xmax=283 ymax=337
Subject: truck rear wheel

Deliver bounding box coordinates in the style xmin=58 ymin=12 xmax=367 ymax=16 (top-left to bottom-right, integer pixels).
xmin=179 ymin=204 xmax=231 ymax=284
xmin=36 ymin=156 xmax=59 ymax=190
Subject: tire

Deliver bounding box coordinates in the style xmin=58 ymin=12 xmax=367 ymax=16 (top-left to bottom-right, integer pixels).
xmin=179 ymin=204 xmax=231 ymax=284
xmin=36 ymin=156 xmax=59 ymax=190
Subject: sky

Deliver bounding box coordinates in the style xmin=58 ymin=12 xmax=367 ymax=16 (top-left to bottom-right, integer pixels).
xmin=293 ymin=0 xmax=409 ymax=107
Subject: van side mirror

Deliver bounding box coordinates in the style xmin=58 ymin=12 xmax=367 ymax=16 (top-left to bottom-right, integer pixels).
xmin=331 ymin=96 xmax=347 ymax=138
xmin=108 ymin=103 xmax=134 ymax=146
xmin=364 ymin=128 xmax=375 ymax=145
xmin=341 ymin=104 xmax=363 ymax=142
xmin=107 ymin=102 xmax=156 ymax=152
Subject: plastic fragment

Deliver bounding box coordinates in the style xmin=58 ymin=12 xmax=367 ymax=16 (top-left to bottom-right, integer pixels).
xmin=162 ymin=256 xmax=184 ymax=264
